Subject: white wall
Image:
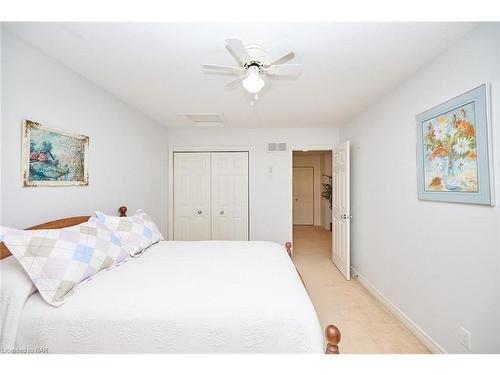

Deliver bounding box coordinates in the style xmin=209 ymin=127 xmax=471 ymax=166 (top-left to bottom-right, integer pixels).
xmin=168 ymin=128 xmax=339 ymax=245
xmin=1 ymin=32 xmax=169 ymax=232
xmin=340 ymin=24 xmax=500 ymax=353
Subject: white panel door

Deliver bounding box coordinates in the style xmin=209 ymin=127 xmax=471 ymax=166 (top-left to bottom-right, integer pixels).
xmin=173 ymin=153 xmax=211 ymax=240
xmin=211 ymin=152 xmax=249 ymax=240
xmin=293 ymin=167 xmax=314 ymax=225
xmin=332 ymin=142 xmax=351 ymax=280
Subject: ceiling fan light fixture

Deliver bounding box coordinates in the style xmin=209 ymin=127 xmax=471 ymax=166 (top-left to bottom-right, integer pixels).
xmin=242 ymin=66 xmax=265 ymax=94
xmin=204 ymin=38 xmax=301 ymax=99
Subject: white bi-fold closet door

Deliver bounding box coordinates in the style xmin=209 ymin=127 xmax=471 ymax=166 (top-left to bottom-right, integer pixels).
xmin=173 ymin=152 xmax=249 ymax=241
xmin=173 ymin=153 xmax=211 ymax=240
xmin=211 ymin=152 xmax=249 ymax=241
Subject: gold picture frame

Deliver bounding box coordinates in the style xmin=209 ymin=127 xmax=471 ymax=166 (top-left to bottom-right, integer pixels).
xmin=22 ymin=120 xmax=89 ymax=187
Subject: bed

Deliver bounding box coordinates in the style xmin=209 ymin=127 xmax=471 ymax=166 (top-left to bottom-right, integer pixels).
xmin=0 ymin=207 xmax=341 ymax=354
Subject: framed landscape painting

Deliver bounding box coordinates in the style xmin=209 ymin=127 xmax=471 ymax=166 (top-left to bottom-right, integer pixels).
xmin=22 ymin=120 xmax=89 ymax=187
xmin=416 ymin=84 xmax=493 ymax=205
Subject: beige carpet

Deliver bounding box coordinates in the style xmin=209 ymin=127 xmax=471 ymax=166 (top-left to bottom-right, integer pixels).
xmin=292 ymin=225 xmax=430 ymax=354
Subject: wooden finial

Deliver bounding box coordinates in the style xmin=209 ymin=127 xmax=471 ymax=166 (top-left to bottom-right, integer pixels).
xmin=325 ymin=325 xmax=341 ymax=354
xmin=285 ymin=242 xmax=293 ymax=259
xmin=119 ymin=206 xmax=127 ymax=217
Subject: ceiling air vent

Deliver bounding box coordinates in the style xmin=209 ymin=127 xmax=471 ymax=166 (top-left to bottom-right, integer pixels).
xmin=182 ymin=113 xmax=225 ymax=127
xmin=267 ymin=143 xmax=287 ymax=152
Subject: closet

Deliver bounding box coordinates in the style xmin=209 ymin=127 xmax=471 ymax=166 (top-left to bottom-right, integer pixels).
xmin=173 ymin=152 xmax=249 ymax=241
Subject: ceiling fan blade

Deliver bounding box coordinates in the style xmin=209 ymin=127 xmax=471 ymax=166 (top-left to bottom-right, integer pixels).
xmin=225 ymin=38 xmax=251 ymax=65
xmin=267 ymin=40 xmax=295 ymax=65
xmin=225 ymin=75 xmax=246 ymax=88
xmin=204 ymin=64 xmax=245 ymax=75
xmin=267 ymin=64 xmax=302 ymax=76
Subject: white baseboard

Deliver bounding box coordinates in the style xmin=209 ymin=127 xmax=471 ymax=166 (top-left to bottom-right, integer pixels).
xmin=351 ymin=267 xmax=447 ymax=354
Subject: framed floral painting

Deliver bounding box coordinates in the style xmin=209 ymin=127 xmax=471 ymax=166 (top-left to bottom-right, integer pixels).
xmin=22 ymin=120 xmax=89 ymax=187
xmin=416 ymin=84 xmax=493 ymax=205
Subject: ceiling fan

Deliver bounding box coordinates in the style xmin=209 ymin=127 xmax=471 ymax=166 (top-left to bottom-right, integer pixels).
xmin=204 ymin=38 xmax=302 ymax=100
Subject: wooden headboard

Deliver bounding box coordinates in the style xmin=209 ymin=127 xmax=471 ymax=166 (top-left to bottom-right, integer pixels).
xmin=0 ymin=206 xmax=128 ymax=260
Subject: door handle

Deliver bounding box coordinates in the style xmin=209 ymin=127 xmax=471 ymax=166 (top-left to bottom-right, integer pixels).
xmin=197 ymin=210 xmax=202 ymax=214
xmin=220 ymin=210 xmax=224 ymax=215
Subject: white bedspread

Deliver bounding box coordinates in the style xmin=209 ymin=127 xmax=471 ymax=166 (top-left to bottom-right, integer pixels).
xmin=14 ymin=241 xmax=324 ymax=353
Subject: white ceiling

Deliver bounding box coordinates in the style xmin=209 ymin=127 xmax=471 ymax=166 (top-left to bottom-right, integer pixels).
xmin=4 ymin=22 xmax=477 ymax=128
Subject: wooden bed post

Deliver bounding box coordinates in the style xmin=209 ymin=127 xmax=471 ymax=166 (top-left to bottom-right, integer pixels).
xmin=285 ymin=241 xmax=293 ymax=259
xmin=325 ymin=325 xmax=341 ymax=354
xmin=119 ymin=206 xmax=127 ymax=217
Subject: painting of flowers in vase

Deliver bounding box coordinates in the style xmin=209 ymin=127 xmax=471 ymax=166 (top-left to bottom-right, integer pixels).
xmin=22 ymin=120 xmax=89 ymax=187
xmin=416 ymin=84 xmax=493 ymax=205
xmin=423 ymin=102 xmax=478 ymax=192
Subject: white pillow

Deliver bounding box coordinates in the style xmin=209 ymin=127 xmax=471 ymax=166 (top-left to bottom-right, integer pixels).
xmin=95 ymin=209 xmax=163 ymax=256
xmin=0 ymin=217 xmax=128 ymax=307
xmin=0 ymin=256 xmax=37 ymax=349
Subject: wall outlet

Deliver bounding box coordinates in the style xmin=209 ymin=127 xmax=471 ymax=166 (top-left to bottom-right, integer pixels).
xmin=459 ymin=327 xmax=472 ymax=350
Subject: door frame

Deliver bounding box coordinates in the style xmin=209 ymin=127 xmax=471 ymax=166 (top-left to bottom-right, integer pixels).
xmin=292 ymin=166 xmax=315 ymax=226
xmin=168 ymin=146 xmax=252 ymax=241
xmin=289 ymin=145 xmax=335 ymax=246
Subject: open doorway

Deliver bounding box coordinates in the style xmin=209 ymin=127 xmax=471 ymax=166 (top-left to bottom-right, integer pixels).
xmin=292 ymin=149 xmax=333 ymax=267
xmin=291 ymin=143 xmax=351 ymax=282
